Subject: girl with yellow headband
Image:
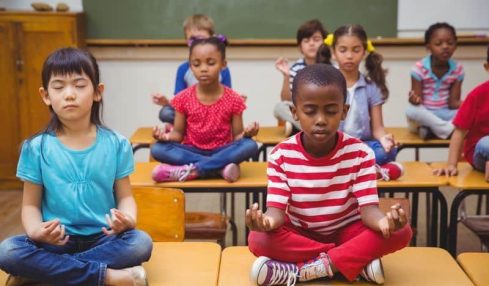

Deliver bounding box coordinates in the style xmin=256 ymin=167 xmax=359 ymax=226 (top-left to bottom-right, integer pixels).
xmin=318 ymin=24 xmax=402 ymax=181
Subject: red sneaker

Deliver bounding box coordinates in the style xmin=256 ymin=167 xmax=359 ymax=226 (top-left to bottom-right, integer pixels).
xmin=152 ymin=163 xmax=198 ymax=182
xmin=376 ymin=162 xmax=404 ymax=181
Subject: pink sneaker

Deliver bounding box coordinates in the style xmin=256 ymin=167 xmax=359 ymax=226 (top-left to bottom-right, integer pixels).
xmin=376 ymin=162 xmax=404 ymax=181
xmin=152 ymin=163 xmax=198 ymax=182
xmin=221 ymin=163 xmax=240 ymax=182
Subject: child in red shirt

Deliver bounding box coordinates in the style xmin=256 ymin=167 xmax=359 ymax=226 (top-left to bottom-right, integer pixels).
xmin=434 ymin=44 xmax=489 ymax=181
xmin=150 ymin=37 xmax=259 ymax=182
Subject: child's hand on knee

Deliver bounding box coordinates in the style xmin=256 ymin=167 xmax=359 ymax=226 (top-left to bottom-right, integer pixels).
xmin=243 ymin=122 xmax=259 ymax=138
xmin=378 ymin=204 xmax=407 ymax=238
xmin=153 ymin=125 xmax=170 ymax=141
xmin=408 ymin=90 xmax=421 ymax=105
xmin=245 ymin=203 xmax=273 ymax=232
xmin=151 ymin=92 xmax=169 ymax=106
xmin=31 ymin=219 xmax=69 ymax=245
xmin=380 ymin=134 xmax=396 ymax=152
xmin=102 ymin=208 xmax=136 ymax=236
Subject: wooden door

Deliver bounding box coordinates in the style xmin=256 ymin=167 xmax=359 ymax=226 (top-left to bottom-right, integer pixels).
xmin=0 ymin=22 xmax=22 ymax=187
xmin=16 ymin=16 xmax=78 ymax=139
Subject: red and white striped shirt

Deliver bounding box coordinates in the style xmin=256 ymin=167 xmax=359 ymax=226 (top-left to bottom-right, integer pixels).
xmin=267 ymin=132 xmax=378 ymax=235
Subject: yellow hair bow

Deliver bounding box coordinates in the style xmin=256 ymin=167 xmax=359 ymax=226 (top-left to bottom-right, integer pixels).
xmin=324 ymin=33 xmax=334 ymax=46
xmin=367 ymin=40 xmax=375 ymax=53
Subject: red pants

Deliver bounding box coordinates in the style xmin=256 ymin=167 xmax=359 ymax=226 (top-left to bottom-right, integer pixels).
xmin=248 ymin=219 xmax=412 ymax=281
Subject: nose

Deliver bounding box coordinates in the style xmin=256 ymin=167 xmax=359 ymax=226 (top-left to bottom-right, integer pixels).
xmin=63 ymin=86 xmax=76 ymax=101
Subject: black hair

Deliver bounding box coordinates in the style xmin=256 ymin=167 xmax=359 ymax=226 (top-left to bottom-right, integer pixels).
xmin=189 ymin=36 xmax=228 ymax=60
xmin=296 ymin=19 xmax=327 ymax=45
xmin=315 ymin=44 xmax=332 ymax=65
xmin=40 ymin=47 xmax=104 ymax=134
xmin=291 ymin=64 xmax=347 ymax=104
xmin=424 ymin=22 xmax=457 ymax=45
xmin=320 ymin=24 xmax=389 ymax=100
xmin=486 ymin=44 xmax=489 ymax=62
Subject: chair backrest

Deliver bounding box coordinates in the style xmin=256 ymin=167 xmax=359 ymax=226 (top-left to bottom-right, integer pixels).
xmin=133 ymin=186 xmax=185 ymax=242
xmin=379 ymin=197 xmax=411 ymax=220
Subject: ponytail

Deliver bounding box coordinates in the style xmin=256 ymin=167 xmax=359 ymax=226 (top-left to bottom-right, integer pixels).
xmin=315 ymin=44 xmax=332 ymax=65
xmin=365 ymin=51 xmax=389 ymax=100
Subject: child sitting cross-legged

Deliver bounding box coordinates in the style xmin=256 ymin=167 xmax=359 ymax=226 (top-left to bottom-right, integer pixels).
xmin=246 ymin=64 xmax=412 ymax=286
xmin=150 ymin=37 xmax=258 ymax=182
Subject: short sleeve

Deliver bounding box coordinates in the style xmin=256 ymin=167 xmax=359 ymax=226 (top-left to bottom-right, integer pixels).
xmin=453 ymin=88 xmax=476 ymax=130
xmin=366 ymin=83 xmax=384 ymax=107
xmin=456 ymin=64 xmax=465 ymax=81
xmin=266 ymin=147 xmax=290 ymax=210
xmin=410 ymin=63 xmax=423 ymax=81
xmin=221 ymin=67 xmax=232 ymax=88
xmin=351 ymin=147 xmax=379 ymax=207
xmin=16 ymin=139 xmax=42 ymax=184
xmin=231 ymin=93 xmax=246 ymax=115
xmin=116 ymin=137 xmax=134 ymax=179
xmin=171 ymin=89 xmax=188 ymax=114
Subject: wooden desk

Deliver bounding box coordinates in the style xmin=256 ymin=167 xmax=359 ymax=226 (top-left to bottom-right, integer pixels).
xmin=431 ymin=162 xmax=489 ymax=256
xmin=131 ymin=161 xmax=268 ymax=243
xmin=386 ymin=127 xmax=449 ymax=161
xmin=253 ymin=126 xmax=287 ymax=161
xmin=130 ymin=127 xmax=154 ymax=153
xmin=145 ymin=242 xmax=220 ymax=286
xmin=378 ymin=161 xmax=448 ymax=248
xmin=218 ymin=247 xmax=473 ymax=286
xmin=457 ymin=252 xmax=489 ymax=286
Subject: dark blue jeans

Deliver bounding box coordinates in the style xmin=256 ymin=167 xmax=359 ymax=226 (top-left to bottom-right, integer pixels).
xmin=150 ymin=138 xmax=258 ymax=177
xmin=0 ymin=230 xmax=152 ymax=286
xmin=364 ymin=140 xmax=398 ymax=165
xmin=159 ymin=105 xmax=175 ymax=124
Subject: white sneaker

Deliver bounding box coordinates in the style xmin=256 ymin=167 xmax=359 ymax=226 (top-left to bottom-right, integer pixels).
xmin=126 ymin=265 xmax=148 ymax=286
xmin=360 ymin=258 xmax=385 ymax=284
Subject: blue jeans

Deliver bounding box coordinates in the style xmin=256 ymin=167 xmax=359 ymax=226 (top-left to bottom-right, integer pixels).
xmin=364 ymin=140 xmax=398 ymax=165
xmin=473 ymin=136 xmax=489 ymax=172
xmin=150 ymin=138 xmax=258 ymax=177
xmin=159 ymin=105 xmax=175 ymax=124
xmin=0 ymin=230 xmax=152 ymax=286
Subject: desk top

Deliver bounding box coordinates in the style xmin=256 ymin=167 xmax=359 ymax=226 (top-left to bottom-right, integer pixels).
xmin=386 ymin=127 xmax=450 ymax=146
xmin=431 ymin=162 xmax=489 ymax=190
xmin=253 ymin=126 xmax=287 ymax=144
xmin=145 ymin=242 xmax=221 ymax=286
xmin=130 ymin=127 xmax=155 ymax=146
xmin=378 ymin=161 xmax=447 ymax=188
xmin=457 ymin=252 xmax=489 ymax=286
xmin=219 ymin=247 xmax=472 ymax=285
xmin=131 ymin=161 xmax=268 ymax=188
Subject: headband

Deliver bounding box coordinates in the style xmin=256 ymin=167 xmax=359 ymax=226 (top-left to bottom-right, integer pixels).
xmin=187 ymin=34 xmax=228 ymax=47
xmin=323 ymin=33 xmax=376 ymax=53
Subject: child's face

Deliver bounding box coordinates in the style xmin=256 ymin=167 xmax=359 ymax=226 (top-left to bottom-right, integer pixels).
xmin=40 ymin=72 xmax=102 ymax=124
xmin=427 ymin=28 xmax=457 ymax=63
xmin=299 ymin=31 xmax=324 ymax=61
xmin=292 ymin=83 xmax=347 ymax=157
xmin=185 ymin=28 xmax=212 ymax=45
xmin=333 ymin=35 xmax=365 ymax=73
xmin=189 ymin=44 xmax=226 ymax=86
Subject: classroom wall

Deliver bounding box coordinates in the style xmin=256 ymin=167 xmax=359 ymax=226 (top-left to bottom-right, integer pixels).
xmin=91 ymin=45 xmax=488 ymax=163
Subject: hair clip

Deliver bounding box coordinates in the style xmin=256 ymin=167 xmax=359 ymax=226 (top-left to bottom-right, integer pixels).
xmin=367 ymin=40 xmax=375 ymax=53
xmin=215 ymin=34 xmax=227 ymax=44
xmin=324 ymin=33 xmax=334 ymax=46
xmin=187 ymin=36 xmax=206 ymax=47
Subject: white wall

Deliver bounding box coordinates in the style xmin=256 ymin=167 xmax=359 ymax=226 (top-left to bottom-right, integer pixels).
xmin=398 ymin=0 xmax=489 ymax=37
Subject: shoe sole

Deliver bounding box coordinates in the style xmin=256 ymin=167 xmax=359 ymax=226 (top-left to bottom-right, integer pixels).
xmin=223 ymin=163 xmax=240 ymax=182
xmin=366 ymin=259 xmax=385 ymax=284
xmin=250 ymin=256 xmax=271 ymax=285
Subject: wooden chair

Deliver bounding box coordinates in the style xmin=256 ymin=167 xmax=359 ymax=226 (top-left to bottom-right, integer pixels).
xmin=133 ymin=186 xmax=185 ymax=242
xmin=457 ymin=252 xmax=489 ymax=286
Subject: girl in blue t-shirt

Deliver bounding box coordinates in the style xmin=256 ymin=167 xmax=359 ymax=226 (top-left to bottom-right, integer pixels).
xmin=0 ymin=48 xmax=152 ymax=285
xmin=318 ymin=24 xmax=403 ymax=180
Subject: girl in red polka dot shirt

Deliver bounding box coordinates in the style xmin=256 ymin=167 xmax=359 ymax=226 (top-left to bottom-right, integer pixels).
xmin=150 ymin=36 xmax=259 ymax=182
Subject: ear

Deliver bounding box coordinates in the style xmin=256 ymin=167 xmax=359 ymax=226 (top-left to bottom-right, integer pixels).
xmin=341 ymin=104 xmax=349 ymax=120
xmin=94 ymin=83 xmax=104 ymax=102
xmin=484 ymin=62 xmax=489 ymax=73
xmin=291 ymin=105 xmax=299 ymax=121
xmin=221 ymin=59 xmax=228 ymax=69
xmin=39 ymin=87 xmax=51 ymax=106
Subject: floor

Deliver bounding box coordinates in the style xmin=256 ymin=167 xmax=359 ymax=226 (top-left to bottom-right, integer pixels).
xmin=0 ymin=186 xmax=485 ymax=255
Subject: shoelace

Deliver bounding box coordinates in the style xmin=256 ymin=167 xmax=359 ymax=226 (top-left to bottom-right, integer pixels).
xmin=299 ymin=253 xmax=333 ymax=281
xmin=170 ymin=163 xmax=194 ymax=181
xmin=268 ymin=262 xmax=298 ymax=285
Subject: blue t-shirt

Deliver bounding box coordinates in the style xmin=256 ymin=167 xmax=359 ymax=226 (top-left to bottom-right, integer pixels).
xmin=16 ymin=127 xmax=134 ymax=236
xmin=340 ymin=74 xmax=384 ymax=140
xmin=174 ymin=61 xmax=232 ymax=94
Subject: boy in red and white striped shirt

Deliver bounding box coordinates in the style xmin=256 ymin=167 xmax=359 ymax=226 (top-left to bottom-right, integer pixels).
xmin=246 ymin=64 xmax=412 ymax=286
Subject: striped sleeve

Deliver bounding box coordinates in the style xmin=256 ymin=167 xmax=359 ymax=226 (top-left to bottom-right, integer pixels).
xmin=455 ymin=63 xmax=465 ymax=81
xmin=410 ymin=62 xmax=423 ymax=81
xmin=266 ymin=147 xmax=290 ymax=210
xmin=351 ymin=147 xmax=379 ymax=206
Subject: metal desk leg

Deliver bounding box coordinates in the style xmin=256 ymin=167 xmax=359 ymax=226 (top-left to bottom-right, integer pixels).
xmin=448 ymin=191 xmax=472 ymax=256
